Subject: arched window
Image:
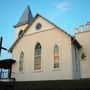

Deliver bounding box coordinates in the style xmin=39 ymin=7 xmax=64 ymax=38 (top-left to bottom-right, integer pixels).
xmin=18 ymin=30 xmax=23 ymax=37
xmin=34 ymin=43 xmax=41 ymax=70
xmin=19 ymin=51 xmax=24 ymax=72
xmin=54 ymin=45 xmax=59 ymax=68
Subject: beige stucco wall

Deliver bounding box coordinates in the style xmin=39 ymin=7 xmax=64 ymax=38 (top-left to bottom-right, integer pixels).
xmin=75 ymin=31 xmax=90 ymax=78
xmin=11 ymin=16 xmax=73 ymax=81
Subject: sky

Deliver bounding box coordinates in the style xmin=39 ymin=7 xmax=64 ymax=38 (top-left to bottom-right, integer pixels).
xmin=0 ymin=0 xmax=90 ymax=59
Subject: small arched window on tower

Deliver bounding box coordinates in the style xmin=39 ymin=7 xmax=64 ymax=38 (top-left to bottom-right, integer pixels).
xmin=18 ymin=30 xmax=23 ymax=37
xmin=34 ymin=43 xmax=41 ymax=70
xmin=19 ymin=51 xmax=24 ymax=72
xmin=54 ymin=45 xmax=59 ymax=68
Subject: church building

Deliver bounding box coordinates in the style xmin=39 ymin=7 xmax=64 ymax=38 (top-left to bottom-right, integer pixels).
xmin=9 ymin=5 xmax=90 ymax=82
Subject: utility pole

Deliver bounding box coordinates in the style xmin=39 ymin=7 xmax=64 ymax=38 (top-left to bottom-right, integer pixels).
xmin=0 ymin=36 xmax=7 ymax=78
xmin=0 ymin=36 xmax=7 ymax=57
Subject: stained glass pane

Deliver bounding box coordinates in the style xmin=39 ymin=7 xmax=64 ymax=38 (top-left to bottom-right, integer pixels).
xmin=34 ymin=43 xmax=41 ymax=70
xmin=54 ymin=45 xmax=59 ymax=68
xmin=19 ymin=51 xmax=24 ymax=71
xmin=35 ymin=49 xmax=41 ymax=56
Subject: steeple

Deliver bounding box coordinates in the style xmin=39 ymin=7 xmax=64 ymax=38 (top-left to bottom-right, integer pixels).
xmin=14 ymin=5 xmax=33 ymax=28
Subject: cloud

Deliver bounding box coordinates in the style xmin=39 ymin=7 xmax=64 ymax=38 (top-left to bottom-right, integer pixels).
xmin=48 ymin=1 xmax=70 ymax=20
xmin=56 ymin=1 xmax=69 ymax=12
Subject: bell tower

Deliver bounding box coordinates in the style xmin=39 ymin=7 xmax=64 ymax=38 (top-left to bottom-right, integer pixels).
xmin=13 ymin=5 xmax=33 ymax=40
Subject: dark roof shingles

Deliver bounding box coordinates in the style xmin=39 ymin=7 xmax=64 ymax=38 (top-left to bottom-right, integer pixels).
xmin=14 ymin=5 xmax=33 ymax=28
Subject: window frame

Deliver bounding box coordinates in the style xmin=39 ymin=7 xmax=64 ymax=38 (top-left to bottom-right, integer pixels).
xmin=19 ymin=51 xmax=24 ymax=72
xmin=54 ymin=45 xmax=60 ymax=69
xmin=34 ymin=42 xmax=42 ymax=71
xmin=53 ymin=44 xmax=62 ymax=71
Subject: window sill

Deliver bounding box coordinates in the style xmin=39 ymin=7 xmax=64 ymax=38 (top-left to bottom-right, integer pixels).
xmin=18 ymin=71 xmax=24 ymax=74
xmin=52 ymin=68 xmax=62 ymax=71
xmin=33 ymin=69 xmax=43 ymax=73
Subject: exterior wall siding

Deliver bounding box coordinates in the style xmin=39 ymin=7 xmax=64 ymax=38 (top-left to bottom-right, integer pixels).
xmin=12 ymin=28 xmax=73 ymax=81
xmin=75 ymin=31 xmax=90 ymax=78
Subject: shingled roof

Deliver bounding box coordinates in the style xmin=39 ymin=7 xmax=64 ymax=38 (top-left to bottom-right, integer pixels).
xmin=14 ymin=5 xmax=33 ymax=28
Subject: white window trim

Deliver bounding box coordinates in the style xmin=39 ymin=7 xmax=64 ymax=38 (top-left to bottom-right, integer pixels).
xmin=18 ymin=50 xmax=25 ymax=73
xmin=33 ymin=42 xmax=43 ymax=72
xmin=52 ymin=44 xmax=62 ymax=71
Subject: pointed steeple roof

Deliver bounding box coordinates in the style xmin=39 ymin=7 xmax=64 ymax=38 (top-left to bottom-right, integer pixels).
xmin=14 ymin=5 xmax=33 ymax=28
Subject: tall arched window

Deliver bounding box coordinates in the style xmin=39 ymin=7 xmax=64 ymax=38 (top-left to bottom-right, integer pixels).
xmin=34 ymin=43 xmax=41 ymax=70
xmin=54 ymin=45 xmax=59 ymax=68
xmin=19 ymin=51 xmax=24 ymax=72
